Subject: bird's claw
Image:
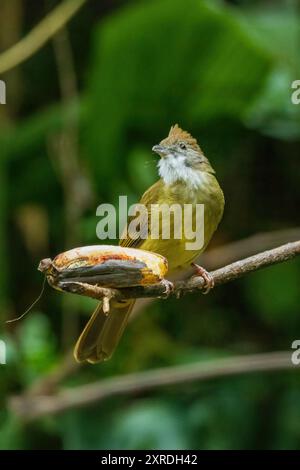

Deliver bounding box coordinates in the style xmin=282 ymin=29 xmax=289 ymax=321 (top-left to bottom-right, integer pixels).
xmin=160 ymin=279 xmax=174 ymax=298
xmin=191 ymin=263 xmax=214 ymax=294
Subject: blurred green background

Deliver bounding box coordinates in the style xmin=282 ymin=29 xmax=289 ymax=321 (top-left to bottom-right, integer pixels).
xmin=0 ymin=0 xmax=300 ymax=450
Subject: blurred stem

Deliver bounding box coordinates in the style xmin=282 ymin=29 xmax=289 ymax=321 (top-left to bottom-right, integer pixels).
xmin=0 ymin=0 xmax=87 ymax=74
xmin=50 ymin=26 xmax=92 ymax=350
xmin=0 ymin=0 xmax=23 ymax=321
xmin=0 ymin=0 xmax=23 ymax=121
xmin=52 ymin=27 xmax=81 ymax=245
xmin=0 ymin=158 xmax=8 ymax=321
xmin=9 ymin=351 xmax=294 ymax=420
xmin=199 ymin=226 xmax=300 ymax=270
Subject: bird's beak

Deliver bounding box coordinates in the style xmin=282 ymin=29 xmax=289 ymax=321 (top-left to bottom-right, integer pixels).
xmin=152 ymin=145 xmax=169 ymax=157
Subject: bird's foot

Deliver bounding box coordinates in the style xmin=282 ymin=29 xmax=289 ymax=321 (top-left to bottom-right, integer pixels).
xmin=191 ymin=263 xmax=214 ymax=294
xmin=160 ymin=279 xmax=174 ymax=298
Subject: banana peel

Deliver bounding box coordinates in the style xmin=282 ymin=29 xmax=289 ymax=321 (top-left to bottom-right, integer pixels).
xmin=38 ymin=245 xmax=168 ymax=292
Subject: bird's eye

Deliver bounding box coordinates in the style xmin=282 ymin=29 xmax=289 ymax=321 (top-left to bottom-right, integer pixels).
xmin=179 ymin=143 xmax=187 ymax=150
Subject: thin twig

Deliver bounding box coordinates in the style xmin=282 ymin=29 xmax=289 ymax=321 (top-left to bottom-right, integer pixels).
xmin=0 ymin=0 xmax=87 ymax=74
xmin=9 ymin=351 xmax=294 ymax=420
xmin=131 ymin=227 xmax=300 ymax=318
xmin=200 ymin=227 xmax=300 ymax=270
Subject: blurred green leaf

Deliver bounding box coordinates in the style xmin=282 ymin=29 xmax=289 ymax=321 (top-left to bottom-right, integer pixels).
xmin=17 ymin=313 xmax=57 ymax=384
xmin=244 ymin=260 xmax=300 ymax=328
xmin=84 ymin=0 xmax=272 ymax=193
xmin=242 ymin=8 xmax=300 ymax=139
xmin=111 ymin=400 xmax=189 ymax=450
xmin=0 ymin=414 xmax=24 ymax=450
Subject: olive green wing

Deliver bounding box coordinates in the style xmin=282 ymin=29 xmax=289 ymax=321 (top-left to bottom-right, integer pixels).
xmin=119 ymin=179 xmax=164 ymax=248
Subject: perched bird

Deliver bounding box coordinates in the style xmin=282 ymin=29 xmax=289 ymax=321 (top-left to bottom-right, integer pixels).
xmin=74 ymin=124 xmax=225 ymax=363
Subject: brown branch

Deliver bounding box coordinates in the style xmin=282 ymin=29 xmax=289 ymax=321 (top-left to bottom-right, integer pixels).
xmin=130 ymin=227 xmax=300 ymax=319
xmin=59 ymin=241 xmax=300 ymax=301
xmin=200 ymin=227 xmax=300 ymax=270
xmin=0 ymin=0 xmax=87 ymax=74
xmin=9 ymin=351 xmax=294 ymax=420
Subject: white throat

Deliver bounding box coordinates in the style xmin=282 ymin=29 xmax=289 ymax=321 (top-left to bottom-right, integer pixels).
xmin=158 ymin=154 xmax=205 ymax=189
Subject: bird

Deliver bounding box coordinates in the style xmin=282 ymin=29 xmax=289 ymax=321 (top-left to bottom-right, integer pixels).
xmin=74 ymin=124 xmax=225 ymax=363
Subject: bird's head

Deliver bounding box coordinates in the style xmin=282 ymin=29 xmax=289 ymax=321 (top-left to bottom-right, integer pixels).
xmin=152 ymin=124 xmax=214 ymax=188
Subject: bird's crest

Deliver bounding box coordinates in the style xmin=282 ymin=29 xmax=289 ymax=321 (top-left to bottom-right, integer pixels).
xmin=161 ymin=124 xmax=202 ymax=152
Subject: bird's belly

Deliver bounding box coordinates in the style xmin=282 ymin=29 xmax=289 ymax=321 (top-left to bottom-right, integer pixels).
xmin=140 ymin=196 xmax=222 ymax=272
xmin=140 ymin=237 xmax=199 ymax=272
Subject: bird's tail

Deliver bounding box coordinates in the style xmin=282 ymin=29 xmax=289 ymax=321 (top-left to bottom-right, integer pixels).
xmin=74 ymin=299 xmax=135 ymax=363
